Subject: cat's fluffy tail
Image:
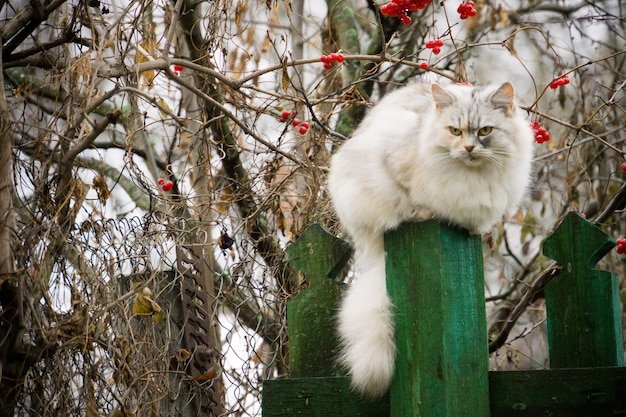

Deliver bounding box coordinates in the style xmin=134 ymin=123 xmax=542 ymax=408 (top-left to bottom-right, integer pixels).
xmin=338 ymin=245 xmax=396 ymax=398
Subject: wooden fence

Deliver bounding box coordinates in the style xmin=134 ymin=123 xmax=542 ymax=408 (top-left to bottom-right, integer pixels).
xmin=262 ymin=212 xmax=626 ymax=416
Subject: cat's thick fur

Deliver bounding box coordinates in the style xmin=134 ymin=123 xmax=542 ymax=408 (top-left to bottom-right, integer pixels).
xmin=327 ymin=82 xmax=534 ymax=397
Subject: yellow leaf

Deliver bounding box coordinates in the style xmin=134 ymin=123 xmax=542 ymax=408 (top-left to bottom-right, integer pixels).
xmin=132 ymin=285 xmax=163 ymax=320
xmin=132 ymin=292 xmax=152 ymax=316
xmin=135 ymin=39 xmax=159 ymax=86
xmin=156 ymin=97 xmax=174 ymax=118
xmin=152 ymin=310 xmax=164 ymax=323
xmin=520 ymin=211 xmax=536 ymax=243
xmin=499 ymin=9 xmax=509 ymax=27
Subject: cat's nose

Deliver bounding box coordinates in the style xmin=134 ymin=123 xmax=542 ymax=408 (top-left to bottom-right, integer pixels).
xmin=464 ymin=145 xmax=475 ymax=152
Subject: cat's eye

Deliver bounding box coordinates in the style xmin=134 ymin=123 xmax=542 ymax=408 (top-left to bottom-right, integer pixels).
xmin=478 ymin=126 xmax=493 ymax=136
xmin=449 ymin=127 xmax=463 ymax=136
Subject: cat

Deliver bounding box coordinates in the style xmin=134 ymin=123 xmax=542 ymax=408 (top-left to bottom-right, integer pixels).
xmin=327 ymin=81 xmax=534 ymax=398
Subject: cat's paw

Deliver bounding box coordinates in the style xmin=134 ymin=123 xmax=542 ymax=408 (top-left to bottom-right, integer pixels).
xmin=410 ymin=207 xmax=435 ymax=222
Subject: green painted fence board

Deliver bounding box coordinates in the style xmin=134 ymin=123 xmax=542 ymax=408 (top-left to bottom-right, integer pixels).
xmin=489 ymin=367 xmax=626 ymax=416
xmin=285 ymin=224 xmax=352 ymax=378
xmin=384 ymin=221 xmax=490 ymax=417
xmin=263 ymin=368 xmax=626 ymax=417
xmin=543 ymin=212 xmax=623 ymax=368
xmin=262 ymin=377 xmax=389 ymax=417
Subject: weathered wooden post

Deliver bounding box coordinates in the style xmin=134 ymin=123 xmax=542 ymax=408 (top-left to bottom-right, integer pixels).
xmin=543 ymin=212 xmax=623 ymax=367
xmin=385 ymin=221 xmax=490 ymax=417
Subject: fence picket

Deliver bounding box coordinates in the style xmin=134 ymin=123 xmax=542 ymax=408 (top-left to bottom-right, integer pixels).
xmin=543 ymin=212 xmax=623 ymax=367
xmin=285 ymin=223 xmax=352 ymax=378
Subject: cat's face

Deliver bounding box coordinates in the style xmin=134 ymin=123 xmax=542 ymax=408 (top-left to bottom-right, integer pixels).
xmin=427 ymin=83 xmax=518 ymax=169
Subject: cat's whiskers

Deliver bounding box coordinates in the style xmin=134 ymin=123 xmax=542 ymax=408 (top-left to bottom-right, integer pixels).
xmin=482 ymin=149 xmax=515 ymax=170
xmin=429 ymin=148 xmax=516 ymax=172
xmin=428 ymin=151 xmax=457 ymax=169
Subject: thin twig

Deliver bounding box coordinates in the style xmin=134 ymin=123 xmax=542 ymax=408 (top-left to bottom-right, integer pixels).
xmin=488 ymin=264 xmax=562 ymax=353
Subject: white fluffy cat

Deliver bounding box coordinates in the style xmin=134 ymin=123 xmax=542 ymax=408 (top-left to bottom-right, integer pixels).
xmin=327 ymin=82 xmax=534 ymax=397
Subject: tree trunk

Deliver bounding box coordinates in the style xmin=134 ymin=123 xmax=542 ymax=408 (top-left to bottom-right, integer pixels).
xmin=0 ymin=36 xmax=18 ymax=417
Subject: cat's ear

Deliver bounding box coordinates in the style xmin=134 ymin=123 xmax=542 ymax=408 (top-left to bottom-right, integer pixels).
xmin=431 ymin=84 xmax=456 ymax=110
xmin=489 ymin=82 xmax=515 ymax=114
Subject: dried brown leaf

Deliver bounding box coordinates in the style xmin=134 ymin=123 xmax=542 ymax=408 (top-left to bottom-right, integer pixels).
xmin=281 ymin=57 xmax=290 ymax=91
xmin=191 ymin=366 xmax=217 ymax=381
xmin=92 ymin=176 xmax=109 ymax=205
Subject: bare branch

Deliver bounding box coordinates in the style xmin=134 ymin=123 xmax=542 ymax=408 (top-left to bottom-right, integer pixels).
xmin=488 ymin=264 xmax=563 ymax=353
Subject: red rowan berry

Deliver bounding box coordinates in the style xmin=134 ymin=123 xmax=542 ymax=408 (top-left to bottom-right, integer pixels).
xmin=279 ymin=110 xmax=292 ymax=122
xmin=292 ymin=118 xmax=301 ymax=127
xmin=157 ymin=178 xmax=165 ymax=185
xmin=425 ymin=39 xmax=443 ymax=54
xmin=549 ymin=74 xmax=570 ymax=89
xmin=457 ymin=1 xmax=476 ymax=19
xmin=380 ymin=0 xmax=433 ymax=23
xmin=161 ymin=180 xmax=174 ymax=192
xmin=621 ymin=162 xmax=626 ymax=172
xmin=420 ymin=62 xmax=428 ymax=69
xmin=321 ymin=53 xmax=345 ymax=69
xmin=172 ymin=65 xmax=184 ymax=76
xmin=530 ymin=121 xmax=550 ymax=144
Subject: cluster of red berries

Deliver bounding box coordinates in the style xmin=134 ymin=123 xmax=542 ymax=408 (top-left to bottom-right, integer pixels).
xmin=549 ymin=74 xmax=569 ymax=89
xmin=157 ymin=178 xmax=174 ymax=192
xmin=616 ymin=238 xmax=626 ymax=254
xmin=172 ymin=65 xmax=184 ymax=76
xmin=425 ymin=39 xmax=444 ymax=55
xmin=380 ymin=0 xmax=433 ymax=25
xmin=320 ymin=53 xmax=344 ymax=70
xmin=457 ymin=1 xmax=477 ymax=19
xmin=279 ymin=110 xmax=296 ymax=123
xmin=530 ymin=121 xmax=550 ymax=144
xmin=279 ymin=110 xmax=310 ymax=135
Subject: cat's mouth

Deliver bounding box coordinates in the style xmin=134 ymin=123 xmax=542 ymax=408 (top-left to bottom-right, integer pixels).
xmin=459 ymin=151 xmax=485 ymax=167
